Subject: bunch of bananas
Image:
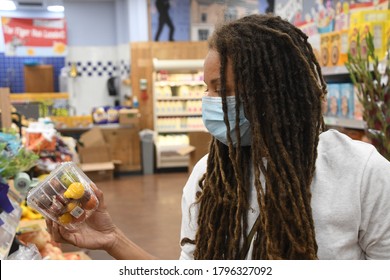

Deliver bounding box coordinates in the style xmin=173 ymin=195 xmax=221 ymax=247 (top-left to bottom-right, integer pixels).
xmin=20 ymin=201 xmax=43 ymax=221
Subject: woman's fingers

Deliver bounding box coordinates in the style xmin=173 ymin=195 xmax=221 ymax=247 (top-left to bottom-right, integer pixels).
xmin=45 ymin=219 xmax=53 ymax=234
xmin=90 ymin=183 xmax=105 ymax=210
xmin=50 ymin=222 xmax=67 ymax=243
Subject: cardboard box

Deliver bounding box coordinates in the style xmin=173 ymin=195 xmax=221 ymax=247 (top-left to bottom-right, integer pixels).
xmin=77 ymin=127 xmax=115 ymax=180
xmin=350 ymin=10 xmax=390 ymax=29
xmin=78 ymin=145 xmax=111 ymax=163
xmin=320 ymin=33 xmax=330 ymax=67
xmin=80 ymin=162 xmax=114 ymax=182
xmin=328 ymin=30 xmax=349 ymax=66
xmin=339 ymin=83 xmax=355 ymax=119
xmin=78 ymin=127 xmax=111 ymax=163
xmin=102 ymin=127 xmax=141 ymax=172
xmin=79 ymin=126 xmax=106 ymax=147
xmin=327 ymin=84 xmax=341 ymax=117
xmin=119 ymin=109 xmax=140 ymax=126
xmin=360 ymin=21 xmax=387 ymax=61
xmin=77 ymin=126 xmax=141 ymax=173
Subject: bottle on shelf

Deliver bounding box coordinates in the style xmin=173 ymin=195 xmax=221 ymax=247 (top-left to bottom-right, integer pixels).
xmin=133 ymin=96 xmax=139 ymax=108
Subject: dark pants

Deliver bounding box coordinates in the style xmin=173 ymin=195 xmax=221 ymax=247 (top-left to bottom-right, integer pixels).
xmin=155 ymin=14 xmax=175 ymax=41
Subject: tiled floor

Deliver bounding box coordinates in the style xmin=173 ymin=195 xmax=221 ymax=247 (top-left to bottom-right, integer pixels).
xmin=62 ymin=171 xmax=189 ymax=260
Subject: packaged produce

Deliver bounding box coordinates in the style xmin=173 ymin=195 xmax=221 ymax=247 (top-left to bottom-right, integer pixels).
xmin=27 ymin=162 xmax=99 ymax=230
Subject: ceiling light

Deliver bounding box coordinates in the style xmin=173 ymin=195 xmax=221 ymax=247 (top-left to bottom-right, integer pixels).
xmin=0 ymin=1 xmax=17 ymax=11
xmin=47 ymin=5 xmax=64 ymax=12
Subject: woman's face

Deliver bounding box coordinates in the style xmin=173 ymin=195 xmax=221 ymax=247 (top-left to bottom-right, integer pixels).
xmin=203 ymin=49 xmax=235 ymax=97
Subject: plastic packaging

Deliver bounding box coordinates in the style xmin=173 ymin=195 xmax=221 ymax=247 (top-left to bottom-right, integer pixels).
xmin=7 ymin=243 xmax=42 ymax=260
xmin=27 ymin=162 xmax=99 ymax=230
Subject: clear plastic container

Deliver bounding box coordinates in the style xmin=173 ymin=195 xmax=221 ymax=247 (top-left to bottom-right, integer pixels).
xmin=27 ymin=162 xmax=99 ymax=230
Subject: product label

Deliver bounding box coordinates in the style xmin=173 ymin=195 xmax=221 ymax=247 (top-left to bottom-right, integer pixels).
xmin=70 ymin=206 xmax=84 ymax=218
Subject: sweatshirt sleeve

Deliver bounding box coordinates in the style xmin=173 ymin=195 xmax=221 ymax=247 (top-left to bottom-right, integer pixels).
xmin=359 ymin=148 xmax=390 ymax=259
xmin=179 ymin=155 xmax=207 ymax=260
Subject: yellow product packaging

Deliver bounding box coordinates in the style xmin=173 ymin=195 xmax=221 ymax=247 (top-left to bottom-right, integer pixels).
xmin=359 ymin=21 xmax=388 ymax=61
xmin=320 ymin=33 xmax=331 ymax=67
xmin=349 ymin=10 xmax=390 ymax=29
xmin=307 ymin=34 xmax=321 ymax=64
xmin=328 ymin=30 xmax=349 ymax=66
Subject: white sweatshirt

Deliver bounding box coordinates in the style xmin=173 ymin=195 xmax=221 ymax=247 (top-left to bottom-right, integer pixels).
xmin=180 ymin=129 xmax=390 ymax=259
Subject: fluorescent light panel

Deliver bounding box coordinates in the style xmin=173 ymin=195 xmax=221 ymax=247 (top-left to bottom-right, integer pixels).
xmin=0 ymin=1 xmax=17 ymax=11
xmin=47 ymin=5 xmax=64 ymax=12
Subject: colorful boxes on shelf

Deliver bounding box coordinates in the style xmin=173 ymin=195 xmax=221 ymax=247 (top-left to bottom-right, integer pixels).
xmin=326 ymin=83 xmax=362 ymax=120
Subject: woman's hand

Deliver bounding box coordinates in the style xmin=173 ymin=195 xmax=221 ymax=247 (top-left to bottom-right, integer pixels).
xmin=46 ymin=184 xmax=117 ymax=251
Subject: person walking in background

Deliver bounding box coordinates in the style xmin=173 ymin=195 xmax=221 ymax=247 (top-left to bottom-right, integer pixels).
xmin=154 ymin=0 xmax=175 ymax=41
xmin=266 ymin=0 xmax=275 ymax=13
xmin=47 ymin=14 xmax=390 ymax=260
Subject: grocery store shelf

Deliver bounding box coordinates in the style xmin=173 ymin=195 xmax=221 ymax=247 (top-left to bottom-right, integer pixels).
xmin=156 ymin=113 xmax=202 ymax=117
xmin=324 ymin=116 xmax=366 ymax=130
xmin=322 ymin=65 xmax=349 ymax=76
xmin=10 ymin=93 xmax=69 ymax=101
xmin=156 ymin=97 xmax=202 ymax=101
xmin=155 ymin=80 xmax=205 ymax=87
xmin=158 ymin=128 xmax=207 ymax=133
xmin=153 ymin=58 xmax=204 ymax=71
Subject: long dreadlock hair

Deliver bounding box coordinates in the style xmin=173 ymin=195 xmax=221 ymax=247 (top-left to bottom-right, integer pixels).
xmin=181 ymin=14 xmax=327 ymax=260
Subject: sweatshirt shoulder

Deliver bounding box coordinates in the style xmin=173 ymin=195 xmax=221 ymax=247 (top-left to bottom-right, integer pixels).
xmin=318 ymin=129 xmax=376 ymax=160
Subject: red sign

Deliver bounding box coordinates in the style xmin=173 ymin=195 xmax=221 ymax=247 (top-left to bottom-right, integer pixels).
xmin=1 ymin=17 xmax=67 ymax=56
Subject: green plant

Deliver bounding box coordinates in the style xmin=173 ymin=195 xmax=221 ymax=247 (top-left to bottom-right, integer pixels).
xmin=0 ymin=133 xmax=39 ymax=180
xmin=345 ymin=32 xmax=390 ymax=161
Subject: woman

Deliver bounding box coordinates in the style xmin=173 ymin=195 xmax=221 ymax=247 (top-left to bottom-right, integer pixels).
xmin=47 ymin=14 xmax=390 ymax=260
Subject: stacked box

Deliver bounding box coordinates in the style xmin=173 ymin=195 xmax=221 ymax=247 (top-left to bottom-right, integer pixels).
xmin=348 ymin=10 xmax=390 ymax=61
xmin=360 ymin=21 xmax=388 ymax=60
xmin=350 ymin=10 xmax=390 ymax=28
xmin=327 ymin=84 xmax=341 ymax=117
xmin=320 ymin=33 xmax=331 ymax=67
xmin=328 ymin=30 xmax=349 ymax=66
xmin=354 ymin=85 xmax=364 ymax=121
xmin=339 ymin=83 xmax=355 ymax=119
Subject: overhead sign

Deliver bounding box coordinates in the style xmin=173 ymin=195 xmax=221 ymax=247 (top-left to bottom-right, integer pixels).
xmin=1 ymin=17 xmax=67 ymax=56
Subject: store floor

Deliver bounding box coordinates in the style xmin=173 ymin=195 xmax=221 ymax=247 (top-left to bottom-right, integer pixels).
xmin=61 ymin=171 xmax=189 ymax=260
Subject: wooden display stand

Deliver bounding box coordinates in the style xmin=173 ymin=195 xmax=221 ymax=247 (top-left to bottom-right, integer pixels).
xmin=130 ymin=41 xmax=208 ymax=130
xmin=0 ymin=88 xmax=12 ymax=130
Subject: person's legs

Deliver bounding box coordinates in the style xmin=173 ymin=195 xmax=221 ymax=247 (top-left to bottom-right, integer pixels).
xmin=154 ymin=16 xmax=165 ymax=41
xmin=166 ymin=16 xmax=175 ymax=41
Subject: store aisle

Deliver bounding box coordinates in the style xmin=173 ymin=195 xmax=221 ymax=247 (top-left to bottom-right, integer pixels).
xmin=61 ymin=172 xmax=189 ymax=260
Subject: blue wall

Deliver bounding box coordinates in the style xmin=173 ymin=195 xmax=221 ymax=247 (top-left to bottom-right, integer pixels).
xmin=0 ymin=10 xmax=65 ymax=93
xmin=115 ymin=0 xmax=130 ymax=45
xmin=64 ymin=2 xmax=117 ymax=46
xmin=0 ymin=53 xmax=64 ymax=93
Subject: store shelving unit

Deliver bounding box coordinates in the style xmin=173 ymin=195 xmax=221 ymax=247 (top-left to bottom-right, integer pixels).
xmin=152 ymin=59 xmax=207 ymax=168
xmin=324 ymin=116 xmax=366 ymax=130
xmin=322 ymin=66 xmax=367 ymax=130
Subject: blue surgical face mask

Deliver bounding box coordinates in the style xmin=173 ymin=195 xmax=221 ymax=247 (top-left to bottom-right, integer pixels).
xmin=202 ymin=96 xmax=252 ymax=146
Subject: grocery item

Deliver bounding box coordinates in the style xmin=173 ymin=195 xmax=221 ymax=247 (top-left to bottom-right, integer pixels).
xmin=27 ymin=162 xmax=99 ymax=230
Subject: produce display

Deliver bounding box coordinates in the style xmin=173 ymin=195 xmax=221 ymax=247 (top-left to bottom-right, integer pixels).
xmin=26 ymin=162 xmax=99 ymax=230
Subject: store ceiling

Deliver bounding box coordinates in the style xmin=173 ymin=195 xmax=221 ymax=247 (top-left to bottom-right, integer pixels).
xmin=62 ymin=0 xmax=114 ymax=2
xmin=13 ymin=0 xmax=114 ymax=11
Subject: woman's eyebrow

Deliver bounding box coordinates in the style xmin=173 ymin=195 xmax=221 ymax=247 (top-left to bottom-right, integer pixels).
xmin=209 ymin=77 xmax=220 ymax=86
